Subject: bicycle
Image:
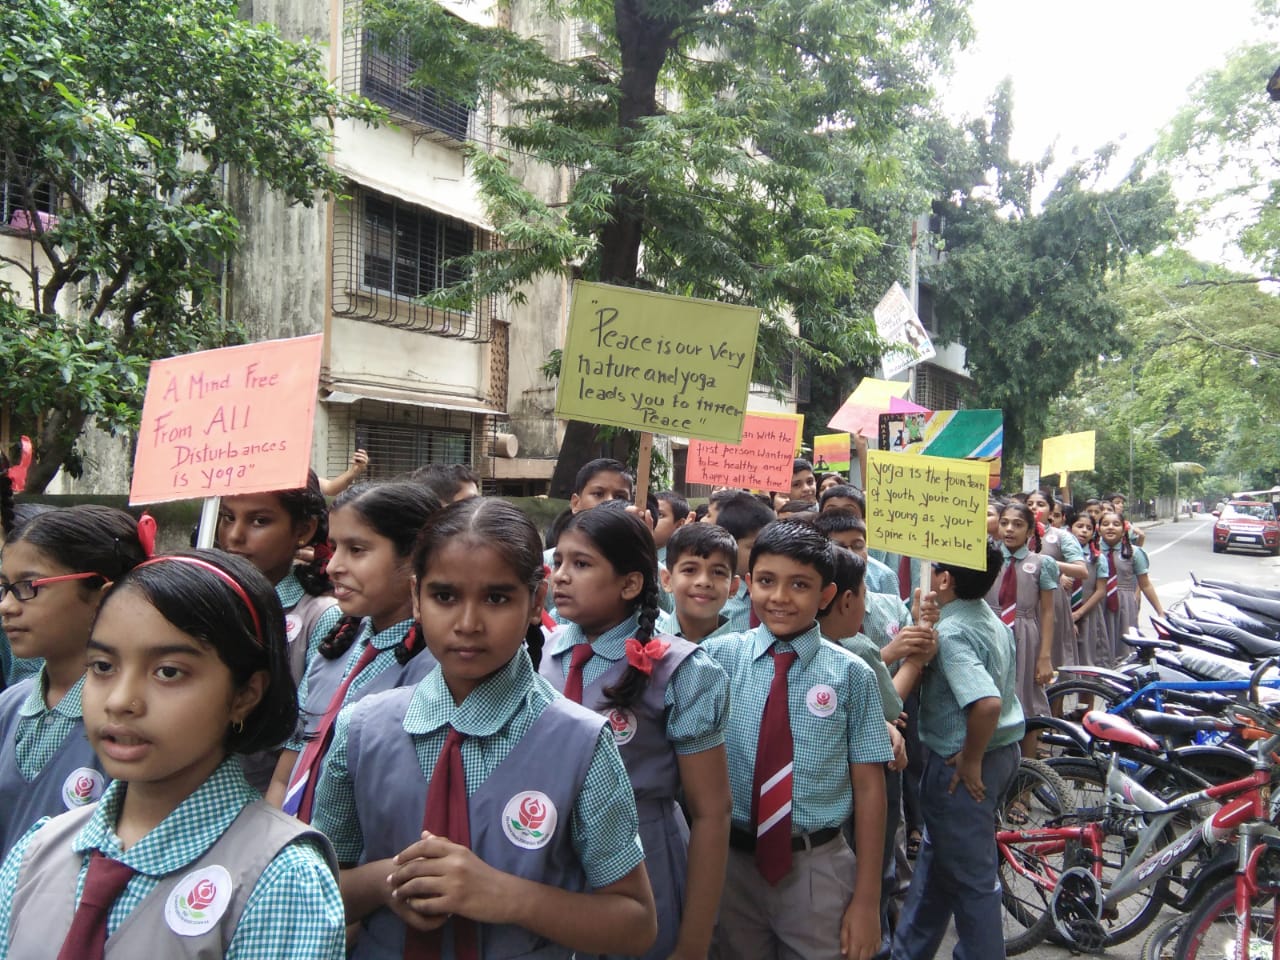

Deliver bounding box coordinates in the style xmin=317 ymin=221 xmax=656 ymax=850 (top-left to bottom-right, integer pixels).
xmin=996 ymin=658 xmax=1280 ymax=955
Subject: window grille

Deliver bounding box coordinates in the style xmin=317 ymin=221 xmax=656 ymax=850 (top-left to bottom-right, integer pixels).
xmin=325 ymin=398 xmax=481 ymax=481
xmin=1 ymin=154 xmax=56 ymax=226
xmin=333 ymin=188 xmax=496 ymax=341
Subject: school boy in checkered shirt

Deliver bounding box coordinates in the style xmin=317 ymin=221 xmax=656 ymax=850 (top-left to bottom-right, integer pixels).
xmin=704 ymin=520 xmax=893 ymax=960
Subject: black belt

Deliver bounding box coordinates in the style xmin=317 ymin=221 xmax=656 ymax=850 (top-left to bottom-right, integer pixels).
xmin=729 ymin=825 xmax=840 ymax=853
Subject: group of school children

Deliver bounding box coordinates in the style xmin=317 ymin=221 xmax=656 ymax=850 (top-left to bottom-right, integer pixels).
xmin=0 ymin=446 xmax=1161 ymax=960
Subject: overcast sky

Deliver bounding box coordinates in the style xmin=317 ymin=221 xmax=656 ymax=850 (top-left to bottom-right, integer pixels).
xmin=940 ymin=0 xmax=1273 ymax=265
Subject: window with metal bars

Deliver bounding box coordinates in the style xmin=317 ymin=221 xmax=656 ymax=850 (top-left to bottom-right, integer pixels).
xmin=355 ymin=419 xmax=473 ymax=480
xmin=362 ymin=193 xmax=473 ymax=300
xmin=1 ymin=155 xmax=56 ymax=226
xmin=359 ymin=29 xmax=474 ymax=142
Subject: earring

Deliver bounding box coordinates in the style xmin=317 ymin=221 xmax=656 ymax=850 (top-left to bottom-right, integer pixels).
xmin=232 ymin=720 xmax=244 ymax=734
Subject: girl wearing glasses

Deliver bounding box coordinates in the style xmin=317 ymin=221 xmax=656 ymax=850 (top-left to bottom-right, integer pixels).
xmin=0 ymin=505 xmax=149 ymax=858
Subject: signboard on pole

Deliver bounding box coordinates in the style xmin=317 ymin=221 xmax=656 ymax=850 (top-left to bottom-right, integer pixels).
xmin=873 ymin=282 xmax=935 ymax=379
xmin=1041 ymin=430 xmax=1096 ymax=477
xmin=130 ymin=335 xmax=323 ymax=504
xmin=865 ymin=449 xmax=989 ymax=569
xmin=554 ymin=281 xmax=761 ymax=443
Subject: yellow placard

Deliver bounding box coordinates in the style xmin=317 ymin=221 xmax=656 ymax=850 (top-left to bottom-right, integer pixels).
xmin=865 ymin=449 xmax=990 ymax=569
xmin=1041 ymin=430 xmax=1096 ymax=476
xmin=555 ymin=281 xmax=761 ymax=443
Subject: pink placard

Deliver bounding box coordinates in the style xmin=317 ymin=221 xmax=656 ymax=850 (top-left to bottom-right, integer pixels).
xmin=686 ymin=413 xmax=799 ymax=490
xmin=130 ymin=335 xmax=323 ymax=504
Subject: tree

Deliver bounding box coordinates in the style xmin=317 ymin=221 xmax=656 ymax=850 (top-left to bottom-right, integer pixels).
xmin=363 ymin=0 xmax=970 ymax=489
xmin=0 ymin=0 xmax=380 ymax=491
xmin=923 ymin=81 xmax=1178 ymax=479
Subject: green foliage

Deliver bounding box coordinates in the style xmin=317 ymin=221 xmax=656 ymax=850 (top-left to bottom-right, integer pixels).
xmin=364 ymin=0 xmax=971 ymax=394
xmin=1155 ymin=38 xmax=1280 ymax=272
xmin=0 ymin=0 xmax=381 ymax=490
xmin=924 ymin=83 xmax=1177 ymax=479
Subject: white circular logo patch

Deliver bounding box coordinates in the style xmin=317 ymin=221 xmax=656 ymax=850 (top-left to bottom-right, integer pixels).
xmin=284 ymin=614 xmax=303 ymax=643
xmin=502 ymin=791 xmax=558 ymax=850
xmin=164 ymin=865 xmax=233 ymax=936
xmin=61 ymin=768 xmax=105 ymax=809
xmin=806 ymin=684 xmax=837 ymax=718
xmin=603 ymin=708 xmax=638 ymax=746
xmin=1045 ymin=532 xmax=1059 ymax=545
xmin=1022 ymin=562 xmax=1037 ymax=575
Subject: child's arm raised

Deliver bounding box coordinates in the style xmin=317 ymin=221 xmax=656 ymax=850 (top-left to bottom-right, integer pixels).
xmin=672 ymin=746 xmax=732 ymax=960
xmin=843 ymin=762 xmax=886 ymax=960
xmin=387 ymin=834 xmax=657 ymax=954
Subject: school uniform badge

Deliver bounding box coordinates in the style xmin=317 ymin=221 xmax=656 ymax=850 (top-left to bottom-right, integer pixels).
xmin=806 ymin=684 xmax=837 ymax=718
xmin=1022 ymin=562 xmax=1037 ymax=575
xmin=604 ymin=707 xmax=638 ymax=745
xmin=502 ymin=791 xmax=557 ymax=850
xmin=165 ymin=865 xmax=233 ymax=936
xmin=60 ymin=767 xmax=105 ymax=809
xmin=285 ymin=614 xmax=303 ymax=642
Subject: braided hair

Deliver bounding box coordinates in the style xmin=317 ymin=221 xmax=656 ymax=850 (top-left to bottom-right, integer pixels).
xmin=0 ymin=455 xmax=12 ymax=541
xmin=276 ymin=470 xmax=331 ymax=596
xmin=561 ymin=501 xmax=660 ymax=710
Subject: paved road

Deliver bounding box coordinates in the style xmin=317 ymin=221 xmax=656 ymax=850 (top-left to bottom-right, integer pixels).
xmin=931 ymin=514 xmax=1280 ymax=959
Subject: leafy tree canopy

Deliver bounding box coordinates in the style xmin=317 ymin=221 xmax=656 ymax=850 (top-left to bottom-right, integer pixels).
xmin=0 ymin=0 xmax=380 ymax=491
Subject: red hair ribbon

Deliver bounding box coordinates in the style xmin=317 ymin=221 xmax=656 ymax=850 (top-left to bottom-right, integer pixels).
xmin=625 ymin=637 xmax=670 ymax=675
xmin=312 ymin=541 xmax=333 ymax=569
xmin=541 ymin=610 xmax=557 ymax=632
xmin=9 ymin=436 xmax=32 ymax=493
xmin=137 ymin=512 xmax=157 ymax=558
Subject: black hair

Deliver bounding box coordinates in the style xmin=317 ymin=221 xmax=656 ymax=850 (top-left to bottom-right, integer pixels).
xmin=693 ymin=503 xmax=709 ymax=522
xmin=319 ymin=481 xmax=441 ymax=661
xmin=272 ymin=470 xmax=331 ymax=595
xmin=777 ymin=502 xmax=818 ymax=520
xmin=709 ymin=488 xmax=748 ymax=507
xmin=1065 ymin=506 xmax=1100 ymax=558
xmin=818 ymin=546 xmax=866 ymax=617
xmin=572 ymin=458 xmax=634 ymax=496
xmin=999 ymin=500 xmax=1041 ymax=553
xmin=6 ymin=505 xmax=147 ymax=583
xmin=561 ymin=501 xmax=658 ymax=710
xmin=642 ymin=492 xmax=660 ymax=529
xmin=716 ymin=495 xmax=776 ymax=541
xmin=819 ymin=472 xmax=845 ymax=487
xmin=544 ymin=506 xmax=573 ymax=550
xmin=812 ymin=511 xmax=867 ymax=539
xmin=0 ymin=455 xmax=12 ymax=539
xmin=665 ymin=522 xmax=737 ymax=570
xmin=793 ymin=458 xmax=814 ymax=476
xmin=819 ymin=484 xmax=866 ymax=517
xmin=656 ymin=490 xmax=690 ymax=524
xmin=102 ymin=550 xmax=296 ymax=754
xmin=936 ymin=540 xmax=1003 ymax=600
xmin=748 ymin=519 xmax=835 ymax=585
xmin=408 ymin=463 xmax=481 ymax=503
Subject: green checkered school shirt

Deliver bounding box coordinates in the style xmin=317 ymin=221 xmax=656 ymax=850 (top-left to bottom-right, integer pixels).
xmin=542 ymin=614 xmax=729 ymax=755
xmin=864 ymin=555 xmax=900 ymax=597
xmin=827 ymin=633 xmax=901 ymax=723
xmin=703 ymin=623 xmax=894 ymax=833
xmin=655 ymin=609 xmax=738 ymax=643
xmin=0 ymin=758 xmax=344 ymax=959
xmin=275 ymin=571 xmax=343 ymax=665
xmin=13 ymin=674 xmax=86 ymax=779
xmin=285 ymin=617 xmax=416 ymax=751
xmin=861 ymin=592 xmax=911 ymax=656
xmin=313 ymin=651 xmax=644 ymax=889
xmin=720 ymin=580 xmax=754 ymax=633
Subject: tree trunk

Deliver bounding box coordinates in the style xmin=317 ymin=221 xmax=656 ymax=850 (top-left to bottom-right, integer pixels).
xmin=22 ymin=409 xmax=87 ymax=494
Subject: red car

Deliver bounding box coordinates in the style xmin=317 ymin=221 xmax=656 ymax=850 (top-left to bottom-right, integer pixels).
xmin=1212 ymin=501 xmax=1280 ymax=555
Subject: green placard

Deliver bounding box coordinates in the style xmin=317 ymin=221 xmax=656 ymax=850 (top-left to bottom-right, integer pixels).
xmin=555 ymin=281 xmax=761 ymax=443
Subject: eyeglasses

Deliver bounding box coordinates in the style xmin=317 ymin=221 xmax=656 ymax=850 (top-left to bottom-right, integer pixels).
xmin=0 ymin=572 xmax=105 ymax=603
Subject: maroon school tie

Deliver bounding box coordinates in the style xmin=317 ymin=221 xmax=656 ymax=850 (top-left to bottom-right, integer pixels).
xmin=1105 ymin=552 xmax=1119 ymax=612
xmin=56 ymin=852 xmax=136 ymax=960
xmin=405 ymin=728 xmax=478 ymax=960
xmin=898 ymin=555 xmax=912 ymax=602
xmin=752 ymin=649 xmax=799 ymax=885
xmin=284 ymin=641 xmax=380 ymax=821
xmin=561 ymin=644 xmax=594 ymax=703
xmin=997 ymin=562 xmax=1017 ymax=626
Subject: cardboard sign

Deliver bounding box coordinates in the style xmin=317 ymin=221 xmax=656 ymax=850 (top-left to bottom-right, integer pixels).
xmin=865 ymin=449 xmax=989 ymax=569
xmin=686 ymin=412 xmax=801 ymax=490
xmin=877 ymin=409 xmax=1003 ymax=489
xmin=813 ymin=433 xmax=851 ymax=473
xmin=1023 ymin=464 xmax=1041 ymax=494
xmin=1041 ymin=430 xmax=1096 ymax=476
xmin=554 ymin=281 xmax=761 ymax=443
xmin=827 ymin=380 xmax=923 ymax=437
xmin=130 ymin=335 xmax=323 ymax=504
xmin=874 ymin=283 xmax=935 ymax=378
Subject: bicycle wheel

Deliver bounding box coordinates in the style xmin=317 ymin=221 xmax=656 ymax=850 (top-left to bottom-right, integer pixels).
xmin=1044 ymin=759 xmax=1166 ymax=946
xmin=998 ymin=759 xmax=1071 ymax=954
xmin=1140 ymin=914 xmax=1184 ymax=960
xmin=1176 ymin=871 xmax=1280 ymax=959
xmin=1046 ymin=679 xmax=1126 ymax=722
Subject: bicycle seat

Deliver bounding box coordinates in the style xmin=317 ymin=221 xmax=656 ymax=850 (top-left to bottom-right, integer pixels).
xmin=1081 ymin=711 xmax=1160 ymax=751
xmin=1129 ymin=709 xmax=1230 ymax=738
xmin=1122 ymin=630 xmax=1180 ymax=652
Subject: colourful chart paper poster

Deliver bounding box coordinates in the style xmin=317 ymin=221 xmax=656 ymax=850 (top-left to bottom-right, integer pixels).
xmin=554 ymin=281 xmax=761 ymax=443
xmin=813 ymin=433 xmax=851 ymax=473
xmin=686 ymin=413 xmax=801 ymax=490
xmin=827 ymin=379 xmax=921 ymax=436
xmin=1041 ymin=430 xmax=1096 ymax=476
xmin=877 ymin=409 xmax=1003 ymax=489
xmin=865 ymin=449 xmax=989 ymax=569
xmin=130 ymin=335 xmax=323 ymax=504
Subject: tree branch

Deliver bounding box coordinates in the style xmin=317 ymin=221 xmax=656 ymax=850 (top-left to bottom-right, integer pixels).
xmin=1178 ymin=276 xmax=1280 ymax=288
